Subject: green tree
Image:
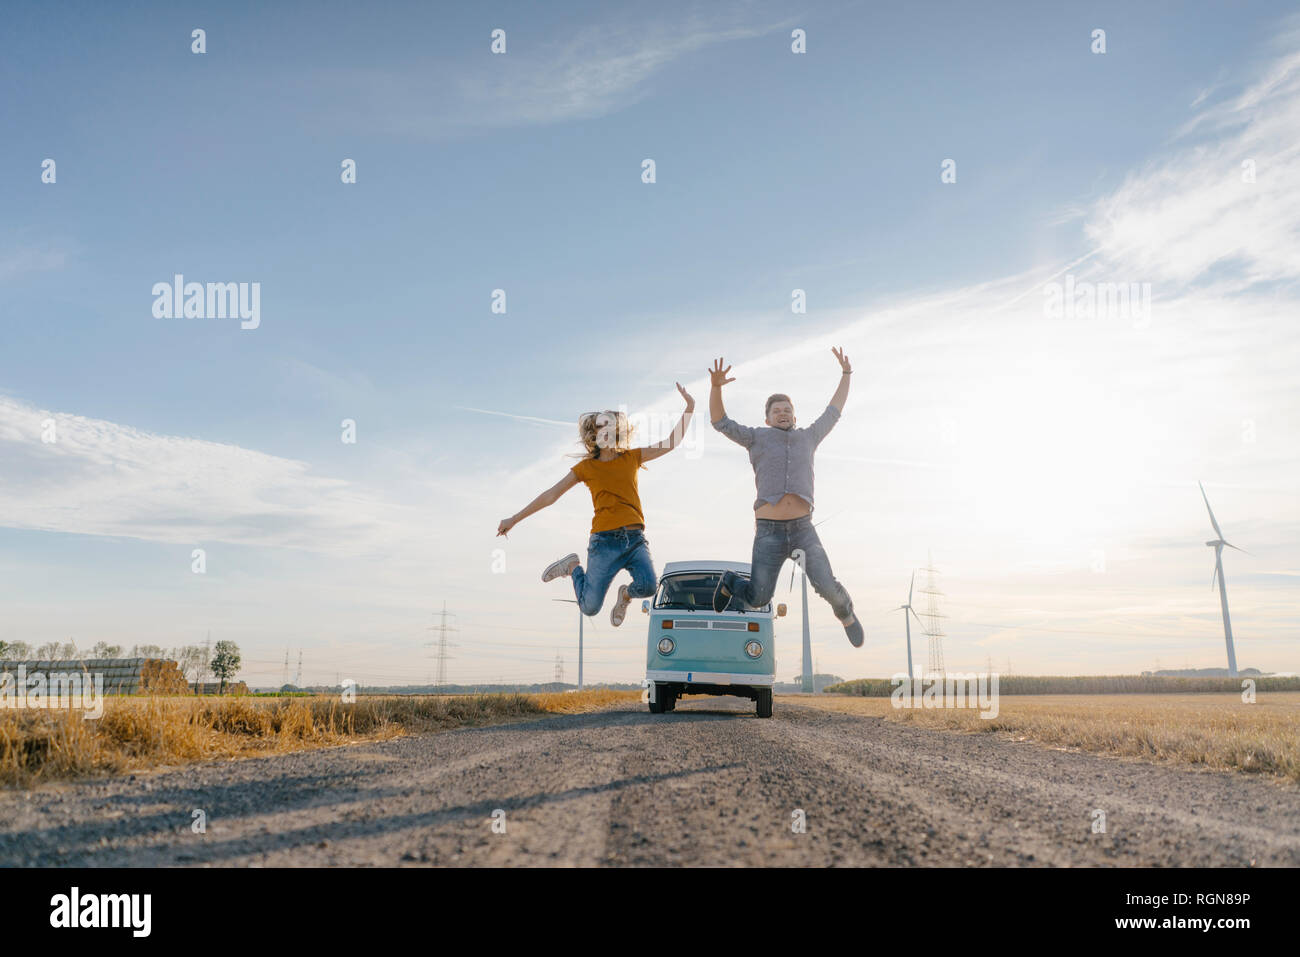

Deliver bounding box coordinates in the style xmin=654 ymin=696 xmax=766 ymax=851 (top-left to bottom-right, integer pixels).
xmin=210 ymin=641 xmax=242 ymax=694
xmin=91 ymin=642 xmax=124 ymax=659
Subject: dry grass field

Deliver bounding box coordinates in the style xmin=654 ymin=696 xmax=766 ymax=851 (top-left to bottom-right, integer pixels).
xmin=0 ymin=689 xmax=643 ymax=787
xmin=789 ymin=691 xmax=1300 ymax=782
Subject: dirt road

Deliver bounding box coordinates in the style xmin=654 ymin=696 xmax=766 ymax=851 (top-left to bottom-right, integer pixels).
xmin=2 ymin=696 xmax=1297 ymax=866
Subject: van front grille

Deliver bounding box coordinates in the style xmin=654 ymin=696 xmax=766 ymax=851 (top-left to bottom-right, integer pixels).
xmin=669 ymin=620 xmax=749 ymax=630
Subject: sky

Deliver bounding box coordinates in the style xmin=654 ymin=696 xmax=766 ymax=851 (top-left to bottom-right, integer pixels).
xmin=1 ymin=0 xmax=1297 ymax=687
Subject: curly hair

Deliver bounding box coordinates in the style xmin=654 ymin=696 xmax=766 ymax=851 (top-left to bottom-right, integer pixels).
xmin=574 ymin=410 xmax=636 ymax=458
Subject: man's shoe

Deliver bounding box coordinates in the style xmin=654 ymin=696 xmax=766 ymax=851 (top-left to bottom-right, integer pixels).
xmin=610 ymin=584 xmax=633 ymax=627
xmin=542 ymin=552 xmax=580 ymax=582
xmin=841 ymin=613 xmax=865 ymax=648
xmin=712 ymin=571 xmax=736 ymax=613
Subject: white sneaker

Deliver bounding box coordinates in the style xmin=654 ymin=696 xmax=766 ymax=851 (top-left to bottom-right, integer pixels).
xmin=610 ymin=584 xmax=633 ymax=627
xmin=542 ymin=552 xmax=580 ymax=582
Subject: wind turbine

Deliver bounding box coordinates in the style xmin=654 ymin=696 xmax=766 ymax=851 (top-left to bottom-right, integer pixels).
xmin=789 ymin=551 xmax=814 ymax=693
xmin=895 ymin=571 xmax=923 ymax=679
xmin=552 ymin=598 xmax=585 ymax=689
xmin=1199 ymin=481 xmax=1246 ymax=678
xmin=788 ymin=514 xmax=837 ymax=694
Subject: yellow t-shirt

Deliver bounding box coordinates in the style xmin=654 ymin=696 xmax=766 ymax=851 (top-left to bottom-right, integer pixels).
xmin=571 ymin=448 xmax=646 ymax=533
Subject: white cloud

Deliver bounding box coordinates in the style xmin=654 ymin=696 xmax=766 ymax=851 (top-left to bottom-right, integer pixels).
xmin=306 ymin=8 xmax=790 ymax=137
xmin=453 ymin=16 xmax=786 ymax=129
xmin=0 ymin=245 xmax=67 ymax=282
xmin=0 ymin=394 xmax=419 ymax=557
xmin=1085 ymin=19 xmax=1300 ymax=289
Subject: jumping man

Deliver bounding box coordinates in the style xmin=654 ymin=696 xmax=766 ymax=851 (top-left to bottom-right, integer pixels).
xmin=708 ymin=348 xmax=864 ymax=647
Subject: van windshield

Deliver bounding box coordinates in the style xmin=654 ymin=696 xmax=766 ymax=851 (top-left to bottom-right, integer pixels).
xmin=654 ymin=572 xmax=770 ymax=613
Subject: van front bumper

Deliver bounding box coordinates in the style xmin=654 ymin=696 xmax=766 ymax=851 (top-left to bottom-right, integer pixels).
xmin=646 ymin=669 xmax=775 ymax=686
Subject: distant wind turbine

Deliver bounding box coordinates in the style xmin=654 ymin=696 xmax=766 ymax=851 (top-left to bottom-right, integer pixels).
xmin=788 ymin=551 xmax=814 ymax=693
xmin=895 ymin=571 xmax=923 ymax=679
xmin=552 ymin=598 xmax=585 ymax=689
xmin=789 ymin=514 xmax=837 ymax=694
xmin=1199 ymin=481 xmax=1247 ymax=678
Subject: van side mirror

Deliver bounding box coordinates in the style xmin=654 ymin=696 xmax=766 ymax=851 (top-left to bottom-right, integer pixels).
xmin=641 ymin=600 xmax=650 ymax=614
xmin=777 ymin=603 xmax=787 ymax=617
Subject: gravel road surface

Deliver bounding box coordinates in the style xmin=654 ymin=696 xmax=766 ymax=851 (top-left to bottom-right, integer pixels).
xmin=2 ymin=696 xmax=1297 ymax=866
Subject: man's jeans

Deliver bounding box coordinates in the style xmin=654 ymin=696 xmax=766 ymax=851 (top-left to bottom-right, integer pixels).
xmin=733 ymin=515 xmax=854 ymax=621
xmin=572 ymin=525 xmax=658 ymax=616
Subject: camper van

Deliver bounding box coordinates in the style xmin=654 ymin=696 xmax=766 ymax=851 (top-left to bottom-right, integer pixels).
xmin=642 ymin=560 xmax=785 ymax=718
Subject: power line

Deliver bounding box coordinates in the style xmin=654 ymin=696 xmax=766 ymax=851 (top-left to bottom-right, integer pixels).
xmin=426 ymin=602 xmax=458 ymax=691
xmin=918 ymin=551 xmax=946 ymax=677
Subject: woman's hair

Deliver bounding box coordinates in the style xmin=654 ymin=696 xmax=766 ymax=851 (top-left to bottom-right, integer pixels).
xmin=573 ymin=410 xmax=636 ymax=458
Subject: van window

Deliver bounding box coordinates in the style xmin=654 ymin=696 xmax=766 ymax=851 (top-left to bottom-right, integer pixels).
xmin=654 ymin=573 xmax=770 ymax=613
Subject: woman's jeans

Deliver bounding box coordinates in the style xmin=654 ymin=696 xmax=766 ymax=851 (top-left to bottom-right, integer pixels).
xmin=572 ymin=525 xmax=658 ymax=616
xmin=734 ymin=515 xmax=854 ymax=621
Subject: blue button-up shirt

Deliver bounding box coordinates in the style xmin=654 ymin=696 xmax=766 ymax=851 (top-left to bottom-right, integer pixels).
xmin=712 ymin=404 xmax=841 ymax=511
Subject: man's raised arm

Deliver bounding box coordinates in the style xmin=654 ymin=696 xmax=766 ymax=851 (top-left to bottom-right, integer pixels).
xmin=808 ymin=347 xmax=852 ymax=445
xmin=708 ymin=356 xmax=754 ymax=448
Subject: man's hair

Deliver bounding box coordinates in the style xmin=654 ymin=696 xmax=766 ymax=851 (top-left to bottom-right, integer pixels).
xmin=765 ymin=393 xmax=792 ymax=418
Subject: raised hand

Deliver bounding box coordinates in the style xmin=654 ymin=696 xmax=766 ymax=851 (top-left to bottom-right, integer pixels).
xmin=832 ymin=346 xmax=852 ymax=374
xmin=709 ymin=357 xmax=735 ymax=388
xmin=676 ymin=382 xmax=695 ymax=410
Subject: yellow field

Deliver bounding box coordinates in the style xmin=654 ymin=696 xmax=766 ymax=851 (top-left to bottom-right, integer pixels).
xmin=0 ymin=689 xmax=643 ymax=787
xmin=787 ymin=692 xmax=1300 ymax=782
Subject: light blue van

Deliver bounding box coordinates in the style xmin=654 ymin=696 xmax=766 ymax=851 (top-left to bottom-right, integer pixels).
xmin=642 ymin=560 xmax=786 ymax=718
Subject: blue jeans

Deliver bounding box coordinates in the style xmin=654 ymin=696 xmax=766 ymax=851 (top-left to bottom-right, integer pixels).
xmin=571 ymin=526 xmax=658 ymax=616
xmin=733 ymin=515 xmax=854 ymax=621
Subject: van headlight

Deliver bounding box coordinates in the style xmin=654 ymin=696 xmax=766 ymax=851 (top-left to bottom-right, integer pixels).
xmin=744 ymin=640 xmax=763 ymax=658
xmin=657 ymin=637 xmax=675 ymax=655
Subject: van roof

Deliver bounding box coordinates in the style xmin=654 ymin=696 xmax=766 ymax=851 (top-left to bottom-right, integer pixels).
xmin=661 ymin=560 xmax=752 ymax=576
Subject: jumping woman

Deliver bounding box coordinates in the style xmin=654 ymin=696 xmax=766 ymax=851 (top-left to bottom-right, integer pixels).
xmin=496 ymin=384 xmax=695 ymax=626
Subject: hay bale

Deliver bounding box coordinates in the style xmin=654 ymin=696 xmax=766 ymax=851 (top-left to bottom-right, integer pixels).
xmin=0 ymin=658 xmax=194 ymax=695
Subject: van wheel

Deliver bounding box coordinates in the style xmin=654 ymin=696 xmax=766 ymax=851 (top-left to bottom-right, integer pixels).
xmin=648 ymin=684 xmax=667 ymax=714
xmin=755 ymin=689 xmax=772 ymax=718
xmin=664 ymin=689 xmax=677 ymax=712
